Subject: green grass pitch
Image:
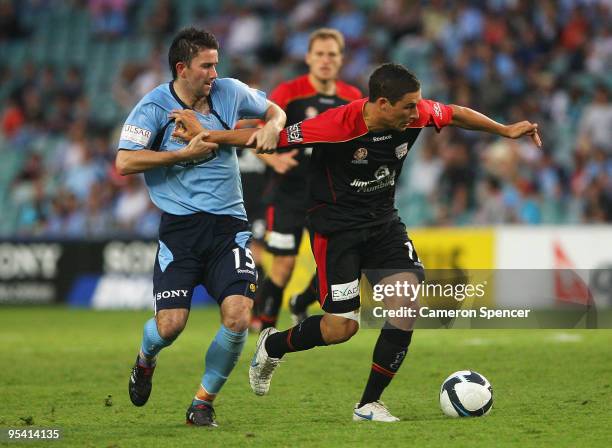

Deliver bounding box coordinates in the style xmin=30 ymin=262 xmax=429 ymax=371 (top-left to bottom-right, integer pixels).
xmin=1 ymin=307 xmax=610 ymax=447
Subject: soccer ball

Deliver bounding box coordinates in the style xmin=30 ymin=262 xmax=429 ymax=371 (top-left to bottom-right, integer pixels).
xmin=439 ymin=370 xmax=493 ymax=417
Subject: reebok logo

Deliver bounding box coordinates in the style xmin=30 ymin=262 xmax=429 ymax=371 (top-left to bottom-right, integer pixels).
xmin=373 ymin=135 xmax=392 ymax=142
xmin=155 ymin=289 xmax=189 ymax=300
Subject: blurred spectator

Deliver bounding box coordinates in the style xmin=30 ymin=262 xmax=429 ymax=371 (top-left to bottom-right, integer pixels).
xmin=89 ymin=0 xmax=128 ymax=39
xmin=44 ymin=189 xmax=87 ymax=237
xmin=328 ymin=0 xmax=367 ymax=44
xmin=225 ymin=5 xmax=264 ymax=57
xmin=113 ymin=62 xmax=145 ymax=113
xmin=0 ymin=0 xmax=26 ymax=40
xmin=407 ymin=133 xmax=443 ymax=198
xmin=475 ymin=176 xmax=507 ymax=225
xmin=61 ymin=66 xmax=84 ymax=102
xmin=578 ymin=85 xmax=612 ymax=152
xmin=586 ymin=25 xmax=612 ymax=75
xmin=84 ymin=182 xmax=115 ymax=236
xmin=114 ymin=175 xmax=150 ymax=231
xmin=146 ymin=0 xmax=176 ymax=38
xmin=438 ymin=141 xmax=475 ymax=225
xmin=1 ymin=97 xmax=25 ymax=138
xmin=62 ymin=145 xmax=106 ymax=201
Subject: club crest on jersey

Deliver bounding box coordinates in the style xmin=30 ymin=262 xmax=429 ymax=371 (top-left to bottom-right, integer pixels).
xmin=395 ymin=142 xmax=408 ymax=159
xmin=287 ymin=122 xmax=303 ymax=144
xmin=352 ymin=147 xmax=368 ymax=164
xmin=305 ymin=106 xmax=319 ymax=118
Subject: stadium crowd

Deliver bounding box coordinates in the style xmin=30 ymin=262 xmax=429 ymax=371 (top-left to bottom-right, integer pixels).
xmin=0 ymin=0 xmax=611 ymax=237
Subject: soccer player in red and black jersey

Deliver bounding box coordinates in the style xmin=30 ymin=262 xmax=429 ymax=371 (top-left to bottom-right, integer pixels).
xmin=254 ymin=28 xmax=362 ymax=330
xmin=171 ymin=63 xmax=541 ymax=422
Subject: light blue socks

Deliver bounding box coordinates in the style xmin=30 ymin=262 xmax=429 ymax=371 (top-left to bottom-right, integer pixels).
xmin=140 ymin=318 xmax=173 ymax=363
xmin=195 ymin=325 xmax=247 ymax=403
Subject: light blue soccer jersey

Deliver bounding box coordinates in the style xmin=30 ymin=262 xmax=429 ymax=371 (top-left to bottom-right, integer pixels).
xmin=118 ymin=79 xmax=268 ymax=219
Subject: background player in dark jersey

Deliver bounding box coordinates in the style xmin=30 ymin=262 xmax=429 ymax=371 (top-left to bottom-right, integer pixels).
xmin=254 ymin=28 xmax=362 ymax=330
xmin=170 ymin=63 xmax=541 ymax=422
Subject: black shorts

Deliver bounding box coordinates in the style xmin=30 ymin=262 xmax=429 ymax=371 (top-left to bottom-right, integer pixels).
xmin=153 ymin=212 xmax=258 ymax=312
xmin=310 ymin=219 xmax=424 ymax=314
xmin=264 ymin=205 xmax=306 ymax=256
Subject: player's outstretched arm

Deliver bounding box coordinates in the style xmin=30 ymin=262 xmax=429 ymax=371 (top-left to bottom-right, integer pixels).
xmin=116 ymin=132 xmax=218 ymax=175
xmin=170 ymin=109 xmax=262 ymax=148
xmin=450 ymin=105 xmax=542 ymax=147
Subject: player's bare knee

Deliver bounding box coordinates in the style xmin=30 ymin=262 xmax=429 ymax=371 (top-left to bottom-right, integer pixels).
xmin=321 ymin=315 xmax=359 ymax=344
xmin=221 ymin=296 xmax=253 ymax=332
xmin=155 ymin=309 xmax=188 ymax=340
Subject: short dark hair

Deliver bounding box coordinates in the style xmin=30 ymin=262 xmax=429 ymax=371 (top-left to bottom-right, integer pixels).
xmin=368 ymin=63 xmax=420 ymax=104
xmin=168 ymin=28 xmax=219 ymax=79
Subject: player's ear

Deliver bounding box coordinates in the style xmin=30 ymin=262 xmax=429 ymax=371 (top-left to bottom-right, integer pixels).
xmin=376 ymin=97 xmax=390 ymax=111
xmin=175 ymin=61 xmax=187 ymax=78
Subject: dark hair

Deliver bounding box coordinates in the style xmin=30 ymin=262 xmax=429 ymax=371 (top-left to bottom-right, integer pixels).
xmin=368 ymin=63 xmax=420 ymax=104
xmin=168 ymin=28 xmax=219 ymax=79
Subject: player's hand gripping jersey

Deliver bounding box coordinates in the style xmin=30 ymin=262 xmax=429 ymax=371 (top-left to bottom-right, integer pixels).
xmin=277 ymin=98 xmax=453 ymax=234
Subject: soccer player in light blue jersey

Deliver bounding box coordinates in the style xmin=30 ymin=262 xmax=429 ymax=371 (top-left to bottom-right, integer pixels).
xmin=116 ymin=28 xmax=286 ymax=427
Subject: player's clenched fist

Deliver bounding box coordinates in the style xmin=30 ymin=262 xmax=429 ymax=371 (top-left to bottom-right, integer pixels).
xmin=178 ymin=131 xmax=218 ymax=161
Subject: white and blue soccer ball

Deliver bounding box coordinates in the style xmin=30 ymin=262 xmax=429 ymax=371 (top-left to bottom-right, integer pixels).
xmin=439 ymin=370 xmax=493 ymax=417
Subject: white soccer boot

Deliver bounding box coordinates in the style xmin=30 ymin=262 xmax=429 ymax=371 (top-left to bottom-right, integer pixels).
xmin=249 ymin=327 xmax=281 ymax=395
xmin=352 ymin=401 xmax=400 ymax=422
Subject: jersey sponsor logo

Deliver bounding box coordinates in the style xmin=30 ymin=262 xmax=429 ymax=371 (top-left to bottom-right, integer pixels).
xmin=155 ymin=289 xmax=189 ymax=300
xmin=395 ymin=142 xmax=408 ymax=159
xmin=352 ymin=147 xmax=368 ymax=164
xmin=287 ymin=122 xmax=303 ymax=144
xmin=331 ymin=279 xmax=359 ymax=301
xmin=372 ymin=134 xmax=392 ymax=142
xmin=305 ymin=106 xmax=319 ymax=118
xmin=432 ymin=102 xmax=442 ymax=118
xmin=349 ymin=165 xmax=396 ymax=192
xmin=120 ymin=124 xmax=152 ymax=146
xmin=266 ymin=231 xmax=296 ymax=250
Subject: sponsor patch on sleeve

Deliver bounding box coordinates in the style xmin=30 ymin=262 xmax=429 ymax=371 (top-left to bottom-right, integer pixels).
xmin=120 ymin=124 xmax=152 ymax=147
xmin=286 ymin=122 xmax=303 ymax=144
xmin=432 ymin=102 xmax=442 ymax=118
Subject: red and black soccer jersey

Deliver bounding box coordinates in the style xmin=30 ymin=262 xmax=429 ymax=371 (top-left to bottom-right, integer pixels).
xmin=265 ymin=75 xmax=362 ymax=211
xmin=277 ymin=98 xmax=454 ymax=235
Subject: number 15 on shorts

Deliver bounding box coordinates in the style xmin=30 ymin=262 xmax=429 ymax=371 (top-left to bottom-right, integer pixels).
xmin=233 ymin=247 xmax=255 ymax=271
